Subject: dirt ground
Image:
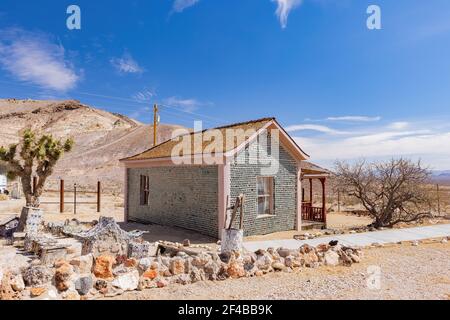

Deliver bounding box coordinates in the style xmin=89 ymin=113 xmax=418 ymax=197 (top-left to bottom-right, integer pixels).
xmin=0 ymin=195 xmax=374 ymax=247
xmin=110 ymin=242 xmax=450 ymax=300
xmin=1 ymin=196 xmax=449 ymax=300
xmin=245 ymin=213 xmax=374 ymax=242
xmin=0 ymin=195 xmax=446 ymax=245
xmin=0 ymin=194 xmax=124 ymax=223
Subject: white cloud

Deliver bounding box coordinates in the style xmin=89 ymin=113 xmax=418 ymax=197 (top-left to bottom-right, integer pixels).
xmin=293 ymin=122 xmax=450 ymax=170
xmin=285 ymin=124 xmax=349 ymax=135
xmin=388 ymin=121 xmax=409 ymax=130
xmin=326 ymin=116 xmax=382 ymax=122
xmin=172 ymin=0 xmax=200 ymax=13
xmin=132 ymin=88 xmax=157 ymax=102
xmin=0 ymin=28 xmax=79 ymax=91
xmin=163 ymin=96 xmax=212 ymax=112
xmin=110 ymin=52 xmax=143 ymax=74
xmin=272 ymin=0 xmax=303 ymax=29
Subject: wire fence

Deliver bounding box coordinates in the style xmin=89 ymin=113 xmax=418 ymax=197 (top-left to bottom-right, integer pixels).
xmin=36 ymin=178 xmax=102 ymax=214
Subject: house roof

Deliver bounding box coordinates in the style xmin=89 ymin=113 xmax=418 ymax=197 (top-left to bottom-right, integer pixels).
xmin=121 ymin=117 xmax=309 ymax=162
xmin=300 ymin=161 xmax=331 ymax=176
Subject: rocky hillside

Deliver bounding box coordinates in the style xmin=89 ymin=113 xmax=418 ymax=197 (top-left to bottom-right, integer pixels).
xmin=0 ymin=99 xmax=186 ymax=192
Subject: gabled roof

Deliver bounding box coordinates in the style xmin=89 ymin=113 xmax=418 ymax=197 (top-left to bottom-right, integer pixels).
xmin=121 ymin=117 xmax=309 ymax=162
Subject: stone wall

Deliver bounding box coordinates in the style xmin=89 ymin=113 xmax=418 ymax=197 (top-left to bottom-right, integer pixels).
xmin=230 ymin=133 xmax=298 ymax=236
xmin=127 ymin=166 xmax=219 ymax=238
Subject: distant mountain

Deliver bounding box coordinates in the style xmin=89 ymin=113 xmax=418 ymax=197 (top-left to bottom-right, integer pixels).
xmin=431 ymin=170 xmax=450 ymax=185
xmin=432 ymin=170 xmax=450 ymax=177
xmin=0 ymin=99 xmax=186 ymax=192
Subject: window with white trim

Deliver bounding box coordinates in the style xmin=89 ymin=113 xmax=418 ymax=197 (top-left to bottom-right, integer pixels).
xmin=257 ymin=176 xmax=274 ymax=216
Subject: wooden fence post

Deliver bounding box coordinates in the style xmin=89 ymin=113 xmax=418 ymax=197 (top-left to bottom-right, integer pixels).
xmin=97 ymin=181 xmax=101 ymax=213
xmin=437 ymin=184 xmax=441 ymax=216
xmin=74 ymin=183 xmax=77 ymax=215
xmin=60 ymin=179 xmax=64 ymax=213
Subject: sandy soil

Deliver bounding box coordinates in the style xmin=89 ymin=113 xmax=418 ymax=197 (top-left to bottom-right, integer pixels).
xmin=0 ymin=195 xmax=124 ymax=223
xmin=110 ymin=242 xmax=450 ymax=300
xmin=245 ymin=213 xmax=374 ymax=242
xmin=1 ymin=196 xmax=449 ymax=300
xmin=1 ymin=196 xmax=446 ymax=246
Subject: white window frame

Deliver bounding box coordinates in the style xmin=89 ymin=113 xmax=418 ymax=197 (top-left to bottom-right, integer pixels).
xmin=257 ymin=176 xmax=275 ymax=217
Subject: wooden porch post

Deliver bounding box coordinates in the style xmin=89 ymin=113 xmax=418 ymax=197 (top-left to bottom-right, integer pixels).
xmin=309 ymin=178 xmax=313 ymax=204
xmin=296 ymin=167 xmax=302 ymax=231
xmin=320 ymin=178 xmax=327 ymax=226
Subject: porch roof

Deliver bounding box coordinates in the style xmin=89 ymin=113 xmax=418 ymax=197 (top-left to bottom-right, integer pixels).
xmin=300 ymin=161 xmax=330 ymax=178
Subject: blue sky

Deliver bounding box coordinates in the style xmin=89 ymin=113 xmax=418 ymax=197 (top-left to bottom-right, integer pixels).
xmin=0 ymin=0 xmax=450 ymax=169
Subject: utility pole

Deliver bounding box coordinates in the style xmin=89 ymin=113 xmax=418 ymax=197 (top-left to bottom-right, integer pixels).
xmin=153 ymin=104 xmax=159 ymax=146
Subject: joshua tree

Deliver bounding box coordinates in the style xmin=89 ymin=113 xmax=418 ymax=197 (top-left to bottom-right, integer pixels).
xmin=335 ymin=158 xmax=433 ymax=228
xmin=0 ymin=129 xmax=73 ymax=207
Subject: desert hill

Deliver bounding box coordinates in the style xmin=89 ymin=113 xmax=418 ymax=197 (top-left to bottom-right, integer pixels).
xmin=0 ymin=99 xmax=186 ymax=192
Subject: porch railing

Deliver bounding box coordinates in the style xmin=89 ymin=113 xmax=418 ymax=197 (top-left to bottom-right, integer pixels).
xmin=302 ymin=203 xmax=325 ymax=223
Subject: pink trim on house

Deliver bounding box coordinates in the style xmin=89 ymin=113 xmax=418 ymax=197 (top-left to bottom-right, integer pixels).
xmin=223 ymin=120 xmax=310 ymax=161
xmin=120 ymin=118 xmax=310 ymax=233
xmin=121 ymin=156 xmax=225 ymax=168
xmin=224 ymin=121 xmax=273 ymax=158
xmin=217 ymin=161 xmax=231 ymax=239
xmin=124 ymin=167 xmax=129 ymax=223
xmin=296 ymin=162 xmax=302 ymax=231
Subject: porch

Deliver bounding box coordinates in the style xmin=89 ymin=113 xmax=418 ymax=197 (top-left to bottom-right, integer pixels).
xmin=300 ymin=162 xmax=330 ymax=229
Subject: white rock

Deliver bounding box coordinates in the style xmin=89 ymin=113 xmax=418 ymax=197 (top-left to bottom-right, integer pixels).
xmin=324 ymin=251 xmax=340 ymax=266
xmin=10 ymin=273 xmax=25 ymax=292
xmin=112 ymin=270 xmax=139 ymax=291
xmin=411 ymin=241 xmax=419 ymax=246
xmin=441 ymin=238 xmax=448 ymax=244
xmin=221 ymin=229 xmax=243 ymax=254
xmin=37 ymin=287 xmax=59 ymax=301
xmin=138 ymin=258 xmax=153 ymax=271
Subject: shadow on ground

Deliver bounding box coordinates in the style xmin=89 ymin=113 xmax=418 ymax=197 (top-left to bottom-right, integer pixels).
xmin=118 ymin=221 xmax=217 ymax=246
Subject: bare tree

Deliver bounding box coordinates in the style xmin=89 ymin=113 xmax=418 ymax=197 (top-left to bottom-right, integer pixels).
xmin=0 ymin=129 xmax=73 ymax=208
xmin=335 ymin=158 xmax=433 ymax=228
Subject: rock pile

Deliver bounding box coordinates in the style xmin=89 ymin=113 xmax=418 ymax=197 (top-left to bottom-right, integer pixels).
xmin=76 ymin=217 xmax=148 ymax=256
xmin=0 ymin=238 xmax=363 ymax=300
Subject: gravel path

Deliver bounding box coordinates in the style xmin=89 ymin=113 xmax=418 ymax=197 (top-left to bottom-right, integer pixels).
xmin=244 ymin=224 xmax=450 ymax=251
xmin=113 ymin=242 xmax=450 ymax=300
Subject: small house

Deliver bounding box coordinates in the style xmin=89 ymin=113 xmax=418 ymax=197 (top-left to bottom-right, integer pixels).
xmin=120 ymin=118 xmax=329 ymax=239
